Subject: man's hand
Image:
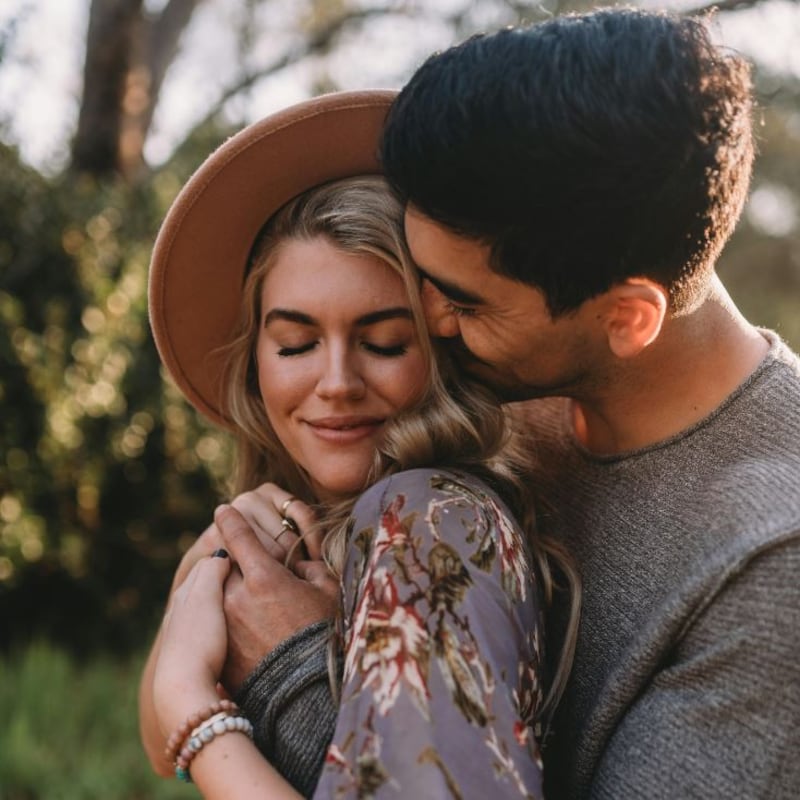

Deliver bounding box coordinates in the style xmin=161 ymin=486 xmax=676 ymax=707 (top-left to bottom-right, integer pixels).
xmin=215 ymin=505 xmax=338 ymax=693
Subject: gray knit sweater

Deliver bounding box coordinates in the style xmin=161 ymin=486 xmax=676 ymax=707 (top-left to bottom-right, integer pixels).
xmin=237 ymin=330 xmax=800 ymax=799
xmin=532 ymin=330 xmax=800 ymax=799
xmin=234 ymin=620 xmax=336 ymax=798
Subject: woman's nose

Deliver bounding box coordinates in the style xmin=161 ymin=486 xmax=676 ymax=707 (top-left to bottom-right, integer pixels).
xmin=421 ymin=280 xmax=460 ymax=338
xmin=315 ymin=346 xmax=366 ymax=399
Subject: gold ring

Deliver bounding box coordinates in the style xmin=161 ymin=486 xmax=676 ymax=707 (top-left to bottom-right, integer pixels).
xmin=280 ymin=515 xmax=299 ymax=534
xmin=280 ymin=496 xmax=296 ymax=516
xmin=274 ymin=522 xmax=293 ymax=543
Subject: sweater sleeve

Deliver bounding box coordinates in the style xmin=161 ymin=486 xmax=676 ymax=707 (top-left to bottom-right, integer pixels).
xmin=592 ymin=535 xmax=800 ymax=800
xmin=234 ymin=620 xmax=337 ymax=798
xmin=314 ymin=469 xmax=545 ymax=799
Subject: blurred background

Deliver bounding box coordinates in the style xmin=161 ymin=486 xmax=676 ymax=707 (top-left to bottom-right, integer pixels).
xmin=0 ymin=0 xmax=798 ymax=796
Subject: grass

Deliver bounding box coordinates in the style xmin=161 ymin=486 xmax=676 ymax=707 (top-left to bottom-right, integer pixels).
xmin=0 ymin=642 xmax=196 ymax=800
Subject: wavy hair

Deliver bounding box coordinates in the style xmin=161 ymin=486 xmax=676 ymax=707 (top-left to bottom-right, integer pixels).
xmin=219 ymin=175 xmax=579 ymax=715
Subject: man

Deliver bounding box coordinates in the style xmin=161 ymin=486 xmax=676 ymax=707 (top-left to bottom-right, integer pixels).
xmin=377 ymin=7 xmax=800 ymax=799
xmin=169 ymin=8 xmax=797 ymax=798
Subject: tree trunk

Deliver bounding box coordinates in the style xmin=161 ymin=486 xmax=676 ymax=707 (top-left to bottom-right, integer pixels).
xmin=70 ymin=0 xmax=202 ymax=180
xmin=71 ymin=0 xmax=144 ymax=178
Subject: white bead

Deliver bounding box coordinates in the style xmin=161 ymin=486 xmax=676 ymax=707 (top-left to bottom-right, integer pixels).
xmin=224 ymin=716 xmax=237 ymax=731
xmin=212 ymin=719 xmax=227 ymax=735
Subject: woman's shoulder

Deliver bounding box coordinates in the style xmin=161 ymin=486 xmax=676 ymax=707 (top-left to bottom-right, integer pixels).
xmin=348 ymin=468 xmax=534 ymax=604
xmin=350 ymin=468 xmax=535 ymax=620
xmin=354 ymin=467 xmax=507 ymax=517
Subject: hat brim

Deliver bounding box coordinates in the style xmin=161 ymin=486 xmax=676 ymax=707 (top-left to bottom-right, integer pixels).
xmin=148 ymin=89 xmax=397 ymax=428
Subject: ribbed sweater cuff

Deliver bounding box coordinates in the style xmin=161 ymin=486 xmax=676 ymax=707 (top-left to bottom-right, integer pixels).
xmin=234 ymin=620 xmax=336 ymax=797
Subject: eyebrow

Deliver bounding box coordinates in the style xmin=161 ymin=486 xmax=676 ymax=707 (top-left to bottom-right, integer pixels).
xmin=416 ymin=268 xmax=484 ymax=306
xmin=264 ymin=307 xmax=414 ymax=327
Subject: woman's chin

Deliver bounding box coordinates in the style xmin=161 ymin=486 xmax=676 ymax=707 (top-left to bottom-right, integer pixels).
xmin=310 ymin=473 xmax=372 ymax=504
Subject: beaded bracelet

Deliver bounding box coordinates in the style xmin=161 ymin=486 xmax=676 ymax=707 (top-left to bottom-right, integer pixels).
xmin=163 ymin=699 xmax=240 ymax=766
xmin=174 ymin=711 xmax=254 ymax=782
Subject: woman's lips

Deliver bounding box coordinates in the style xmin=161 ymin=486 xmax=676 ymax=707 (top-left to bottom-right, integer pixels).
xmin=305 ymin=416 xmax=385 ymax=443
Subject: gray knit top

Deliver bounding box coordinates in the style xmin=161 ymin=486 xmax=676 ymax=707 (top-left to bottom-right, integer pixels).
xmin=533 ymin=330 xmax=800 ymax=798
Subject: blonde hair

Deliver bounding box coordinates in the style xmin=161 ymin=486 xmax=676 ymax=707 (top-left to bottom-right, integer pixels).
xmin=220 ymin=175 xmax=579 ymax=715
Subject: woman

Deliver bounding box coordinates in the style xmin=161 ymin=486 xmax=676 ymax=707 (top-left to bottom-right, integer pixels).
xmin=141 ymin=91 xmax=577 ymax=798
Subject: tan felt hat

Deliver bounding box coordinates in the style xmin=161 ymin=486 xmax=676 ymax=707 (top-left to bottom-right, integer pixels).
xmin=148 ymin=89 xmax=397 ymax=428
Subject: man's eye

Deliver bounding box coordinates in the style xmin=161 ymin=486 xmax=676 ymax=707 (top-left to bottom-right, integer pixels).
xmin=445 ymin=301 xmax=477 ymax=318
xmin=277 ymin=342 xmax=316 ymax=357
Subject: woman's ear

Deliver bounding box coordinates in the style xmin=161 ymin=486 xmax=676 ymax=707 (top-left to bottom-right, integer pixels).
xmin=602 ymin=278 xmax=668 ymax=359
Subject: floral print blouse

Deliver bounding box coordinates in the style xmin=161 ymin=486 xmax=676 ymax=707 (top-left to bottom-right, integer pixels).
xmin=314 ymin=468 xmax=545 ymax=799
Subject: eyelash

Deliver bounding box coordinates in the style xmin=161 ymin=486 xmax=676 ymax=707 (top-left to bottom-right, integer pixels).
xmin=364 ymin=343 xmax=408 ymax=357
xmin=277 ymin=343 xmax=315 ymax=357
xmin=445 ymin=301 xmax=477 ymax=317
xmin=277 ymin=342 xmax=408 ymax=358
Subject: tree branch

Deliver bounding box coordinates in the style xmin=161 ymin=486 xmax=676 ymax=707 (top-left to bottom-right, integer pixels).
xmin=136 ymin=0 xmax=205 ymax=155
xmin=146 ymin=0 xmax=204 ymax=94
xmin=173 ymin=6 xmax=389 ymax=150
xmin=685 ymin=0 xmax=782 ymax=16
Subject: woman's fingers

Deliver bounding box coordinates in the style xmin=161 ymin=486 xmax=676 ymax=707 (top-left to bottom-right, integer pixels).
xmin=171 ymin=522 xmax=225 ymax=591
xmin=155 ymin=550 xmax=233 ymax=727
xmin=229 ymin=483 xmax=318 ymax=565
xmin=171 ymin=547 xmax=231 ymax=609
xmin=230 ymin=492 xmax=293 ymax=559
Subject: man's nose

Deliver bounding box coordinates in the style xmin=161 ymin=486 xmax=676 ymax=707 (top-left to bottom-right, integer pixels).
xmin=421 ymin=280 xmax=460 ymax=338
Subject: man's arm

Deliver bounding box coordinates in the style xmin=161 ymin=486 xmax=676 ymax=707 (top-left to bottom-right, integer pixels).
xmin=592 ymin=537 xmax=800 ymax=799
xmin=233 ymin=620 xmax=337 ymax=798
xmin=218 ymin=509 xmax=339 ymax=797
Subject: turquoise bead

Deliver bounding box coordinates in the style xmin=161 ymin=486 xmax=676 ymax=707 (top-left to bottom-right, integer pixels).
xmin=175 ymin=765 xmax=192 ymax=783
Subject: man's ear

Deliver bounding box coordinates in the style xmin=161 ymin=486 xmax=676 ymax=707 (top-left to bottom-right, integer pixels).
xmin=602 ymin=278 xmax=668 ymax=359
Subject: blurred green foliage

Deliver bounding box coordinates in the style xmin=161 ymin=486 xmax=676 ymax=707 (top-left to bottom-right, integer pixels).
xmin=0 ymin=139 xmax=235 ymax=657
xmin=0 ymin=641 xmax=195 ymax=798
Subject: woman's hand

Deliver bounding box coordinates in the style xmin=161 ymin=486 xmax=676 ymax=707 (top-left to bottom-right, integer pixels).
xmin=228 ymin=483 xmax=323 ymax=565
xmin=139 ymin=482 xmax=330 ymax=769
xmin=172 ymin=482 xmax=320 ymax=596
xmin=151 ymin=542 xmax=304 ymax=799
xmin=153 ymin=550 xmax=232 ymax=735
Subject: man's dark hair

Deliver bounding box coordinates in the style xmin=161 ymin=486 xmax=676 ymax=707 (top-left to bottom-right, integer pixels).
xmin=381 ymin=8 xmax=755 ymax=315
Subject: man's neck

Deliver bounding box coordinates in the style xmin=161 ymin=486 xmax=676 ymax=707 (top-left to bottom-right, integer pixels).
xmin=571 ymin=277 xmax=770 ymax=455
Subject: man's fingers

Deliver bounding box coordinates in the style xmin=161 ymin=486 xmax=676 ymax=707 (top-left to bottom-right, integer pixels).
xmin=215 ymin=504 xmax=287 ymax=580
xmin=295 ymin=559 xmax=338 ymax=588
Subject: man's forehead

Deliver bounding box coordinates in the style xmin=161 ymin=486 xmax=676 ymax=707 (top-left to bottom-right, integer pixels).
xmin=404 ymin=206 xmax=489 ymax=305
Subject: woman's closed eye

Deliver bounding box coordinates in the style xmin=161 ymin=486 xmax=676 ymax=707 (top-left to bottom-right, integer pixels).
xmin=277 ymin=341 xmax=317 ymax=357
xmin=276 ymin=340 xmax=409 ymax=358
xmin=362 ymin=341 xmax=408 ymax=357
